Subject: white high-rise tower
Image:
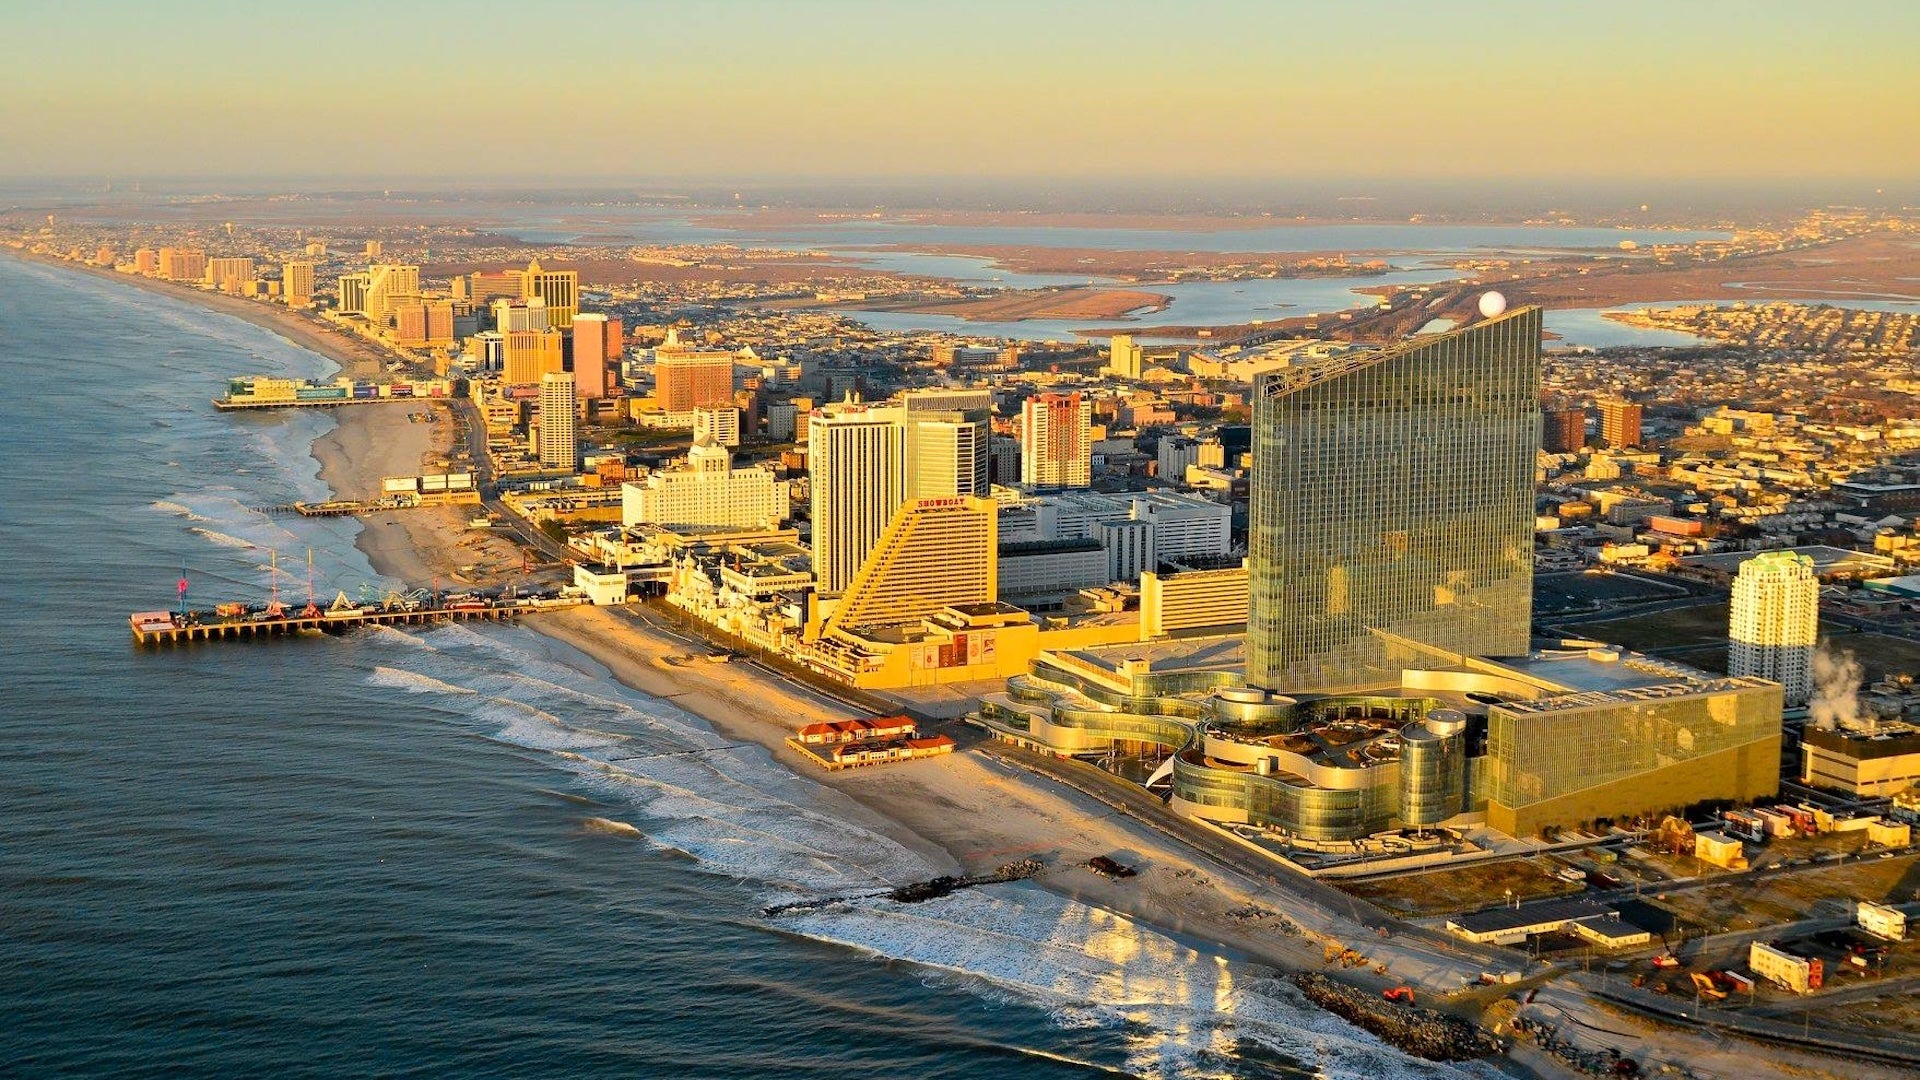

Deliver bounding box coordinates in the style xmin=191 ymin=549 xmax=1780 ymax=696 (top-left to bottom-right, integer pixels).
xmin=537 ymin=373 xmax=578 ymax=470
xmin=1729 ymin=551 xmax=1818 ymax=706
xmin=808 ymin=399 xmax=906 ymax=596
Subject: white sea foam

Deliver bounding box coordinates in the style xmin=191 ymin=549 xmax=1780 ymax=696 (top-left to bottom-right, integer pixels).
xmin=355 ymin=627 xmax=1473 ymax=1079
xmin=149 ymin=499 xmax=208 ymax=521
xmin=361 ymin=624 xmax=434 ymax=650
xmin=778 ymin=886 xmax=1487 ymax=1080
xmin=189 ymin=526 xmax=255 ymax=549
xmin=367 ymin=666 xmax=475 ymax=696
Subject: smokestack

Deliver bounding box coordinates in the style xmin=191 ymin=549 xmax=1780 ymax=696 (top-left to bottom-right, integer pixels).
xmin=1808 ymin=642 xmax=1866 ymax=732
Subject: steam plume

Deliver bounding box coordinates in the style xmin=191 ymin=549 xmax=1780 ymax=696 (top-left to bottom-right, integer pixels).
xmin=1808 ymin=642 xmax=1864 ymax=731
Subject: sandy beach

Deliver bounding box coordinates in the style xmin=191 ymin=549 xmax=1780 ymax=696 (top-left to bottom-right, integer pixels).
xmin=307 ymin=403 xmax=527 ymax=588
xmin=526 ymin=607 xmax=1350 ymax=973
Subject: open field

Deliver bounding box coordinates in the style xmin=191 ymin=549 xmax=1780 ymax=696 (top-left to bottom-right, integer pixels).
xmin=1825 ymin=630 xmax=1920 ymax=681
xmin=1535 ymin=571 xmax=1686 ymax=616
xmin=1508 ymin=234 xmax=1920 ymax=308
xmin=1561 ymin=602 xmax=1731 ymax=654
xmin=1649 ymin=852 xmax=1918 ymax=935
xmin=855 ymin=286 xmax=1170 ymax=322
xmin=1803 ymin=982 xmax=1920 ymax=1039
xmin=422 ymin=255 xmax=911 ymax=287
xmin=869 ymin=244 xmax=1391 ymax=282
xmin=1345 ymin=857 xmax=1584 ymax=917
xmin=689 ymin=208 xmax=1395 ymax=233
xmin=1339 ymin=233 xmax=1920 ymax=339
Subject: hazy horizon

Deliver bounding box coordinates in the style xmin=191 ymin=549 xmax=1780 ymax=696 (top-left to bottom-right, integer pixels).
xmin=7 ymin=0 xmax=1918 ymax=187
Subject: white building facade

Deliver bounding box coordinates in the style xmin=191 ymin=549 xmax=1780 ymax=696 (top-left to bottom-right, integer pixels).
xmin=1729 ymin=550 xmax=1819 ymax=706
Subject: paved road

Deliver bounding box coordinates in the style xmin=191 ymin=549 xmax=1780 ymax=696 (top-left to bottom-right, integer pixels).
xmin=446 ymin=397 xmax=573 ymax=567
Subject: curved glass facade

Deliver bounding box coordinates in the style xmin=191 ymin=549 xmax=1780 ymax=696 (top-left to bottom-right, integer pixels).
xmin=1170 ymin=752 xmax=1398 ymax=841
xmin=1399 ymin=721 xmax=1467 ymax=827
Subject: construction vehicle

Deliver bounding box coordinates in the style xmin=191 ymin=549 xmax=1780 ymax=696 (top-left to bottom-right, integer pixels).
xmin=1382 ymin=986 xmax=1416 ymax=1005
xmin=1689 ymin=973 xmax=1727 ymax=1000
xmin=1651 ymin=953 xmax=1681 ymax=969
xmin=1322 ymin=944 xmax=1367 ymax=968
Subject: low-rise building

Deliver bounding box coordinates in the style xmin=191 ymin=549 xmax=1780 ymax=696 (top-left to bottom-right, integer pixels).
xmin=1800 ymin=722 xmax=1920 ymax=797
xmin=1857 ymin=901 xmax=1907 ymax=942
xmin=621 ymin=439 xmax=787 ymax=530
xmin=1750 ymin=942 xmax=1823 ymax=994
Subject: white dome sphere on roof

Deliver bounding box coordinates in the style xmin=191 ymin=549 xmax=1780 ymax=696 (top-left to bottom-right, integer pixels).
xmin=1478 ymin=291 xmax=1508 ymax=319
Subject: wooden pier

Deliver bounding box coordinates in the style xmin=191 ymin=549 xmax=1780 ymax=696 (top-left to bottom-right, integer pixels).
xmin=130 ymin=604 xmax=524 ymax=645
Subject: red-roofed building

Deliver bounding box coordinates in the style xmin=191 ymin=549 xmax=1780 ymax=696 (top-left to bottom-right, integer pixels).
xmin=795 ymin=716 xmax=915 ymax=745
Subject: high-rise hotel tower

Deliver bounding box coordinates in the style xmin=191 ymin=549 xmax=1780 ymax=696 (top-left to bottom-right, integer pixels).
xmin=1729 ymin=550 xmax=1818 ymax=706
xmin=808 ymin=399 xmax=907 ymax=596
xmin=1249 ymin=307 xmax=1542 ymax=691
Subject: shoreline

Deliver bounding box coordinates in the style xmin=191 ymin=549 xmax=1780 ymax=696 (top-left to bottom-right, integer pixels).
xmin=8 ymin=249 xmax=394 ymax=383
xmin=33 ymin=250 xmax=1883 ymax=1079
xmin=0 ymin=254 xmax=1621 ymax=1078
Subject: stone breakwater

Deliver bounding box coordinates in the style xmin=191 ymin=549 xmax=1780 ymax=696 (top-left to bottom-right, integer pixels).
xmin=763 ymin=859 xmax=1047 ymax=916
xmin=1289 ymin=973 xmax=1504 ymax=1062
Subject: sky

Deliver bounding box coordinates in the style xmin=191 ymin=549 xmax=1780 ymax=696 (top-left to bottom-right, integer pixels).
xmin=4 ymin=0 xmax=1917 ymax=185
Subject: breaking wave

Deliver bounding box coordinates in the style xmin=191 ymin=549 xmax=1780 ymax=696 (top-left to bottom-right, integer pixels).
xmin=189 ymin=527 xmax=254 ymax=549
xmin=581 ymin=816 xmax=645 ymax=839
xmin=350 ymin=621 xmax=1485 ymax=1079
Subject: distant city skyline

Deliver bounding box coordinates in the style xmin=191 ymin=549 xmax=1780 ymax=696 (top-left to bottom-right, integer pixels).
xmin=6 ymin=0 xmax=1918 ymax=183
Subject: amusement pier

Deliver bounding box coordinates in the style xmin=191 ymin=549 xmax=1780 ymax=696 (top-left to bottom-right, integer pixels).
xmin=129 ymin=597 xmax=541 ymax=645
xmin=129 ymin=553 xmax=583 ymax=646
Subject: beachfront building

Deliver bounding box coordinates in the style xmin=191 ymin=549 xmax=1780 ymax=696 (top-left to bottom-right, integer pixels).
xmin=903 ymin=388 xmax=991 ymax=499
xmin=1248 ymin=307 xmax=1540 ymax=693
xmin=204 ymin=257 xmax=255 ymax=293
xmin=158 ymin=247 xmax=206 ymax=282
xmin=821 ymin=496 xmax=998 ymax=636
xmin=808 ymin=399 xmax=906 ymax=596
xmin=282 ymin=261 xmax=314 ymax=308
xmin=537 ymin=373 xmax=577 ymax=470
xmin=1020 ymin=393 xmax=1093 ymax=489
xmin=967 ymin=311 xmax=1781 ymax=843
xmin=975 ymin=637 xmax=1782 ymax=842
xmin=336 ymin=272 xmax=369 ymax=315
xmin=363 ymin=264 xmax=420 ymax=325
xmin=621 ymin=439 xmax=786 ymax=531
xmin=1729 ymin=551 xmax=1819 ymax=706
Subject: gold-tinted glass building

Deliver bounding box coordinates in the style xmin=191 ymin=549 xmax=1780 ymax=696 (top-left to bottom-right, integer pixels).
xmin=1249 ymin=307 xmax=1541 ymax=692
xmin=1485 ymin=674 xmax=1783 ymax=837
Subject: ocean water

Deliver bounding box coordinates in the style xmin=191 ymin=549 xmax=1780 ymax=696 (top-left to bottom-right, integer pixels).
xmin=0 ymin=256 xmax=1490 ymax=1080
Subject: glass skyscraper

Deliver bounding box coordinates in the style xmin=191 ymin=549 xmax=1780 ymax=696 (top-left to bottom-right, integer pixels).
xmin=1248 ymin=307 xmax=1542 ymax=691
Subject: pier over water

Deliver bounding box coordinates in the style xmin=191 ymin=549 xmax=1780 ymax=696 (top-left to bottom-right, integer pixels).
xmin=129 ymin=602 xmax=539 ymax=645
